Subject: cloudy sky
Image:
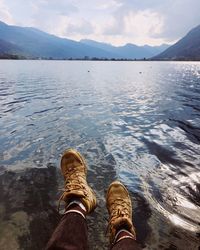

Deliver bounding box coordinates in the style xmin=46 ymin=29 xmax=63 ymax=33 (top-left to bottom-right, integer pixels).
xmin=1 ymin=0 xmax=200 ymax=46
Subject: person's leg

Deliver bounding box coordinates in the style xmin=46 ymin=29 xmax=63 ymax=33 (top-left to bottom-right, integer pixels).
xmin=45 ymin=149 xmax=97 ymax=250
xmin=106 ymin=181 xmax=142 ymax=250
xmin=46 ymin=211 xmax=88 ymax=250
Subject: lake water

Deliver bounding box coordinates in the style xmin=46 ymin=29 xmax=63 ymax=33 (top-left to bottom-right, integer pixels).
xmin=0 ymin=60 xmax=200 ymax=249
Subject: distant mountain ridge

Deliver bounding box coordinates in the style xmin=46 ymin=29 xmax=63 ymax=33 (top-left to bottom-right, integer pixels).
xmin=0 ymin=21 xmax=116 ymax=59
xmin=0 ymin=21 xmax=169 ymax=59
xmin=80 ymin=39 xmax=169 ymax=59
xmin=154 ymin=24 xmax=200 ymax=60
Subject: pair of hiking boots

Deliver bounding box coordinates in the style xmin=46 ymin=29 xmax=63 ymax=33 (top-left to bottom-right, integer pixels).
xmin=59 ymin=149 xmax=136 ymax=244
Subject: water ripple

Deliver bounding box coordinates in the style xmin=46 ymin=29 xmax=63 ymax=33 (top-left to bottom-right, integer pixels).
xmin=0 ymin=61 xmax=200 ymax=249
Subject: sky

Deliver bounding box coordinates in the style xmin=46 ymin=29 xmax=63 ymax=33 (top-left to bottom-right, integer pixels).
xmin=1 ymin=0 xmax=200 ymax=46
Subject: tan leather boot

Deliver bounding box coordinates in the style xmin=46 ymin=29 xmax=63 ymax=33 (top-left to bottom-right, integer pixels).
xmin=106 ymin=181 xmax=136 ymax=243
xmin=59 ymin=149 xmax=97 ymax=214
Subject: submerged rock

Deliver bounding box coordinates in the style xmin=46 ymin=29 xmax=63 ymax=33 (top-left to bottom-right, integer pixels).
xmin=0 ymin=146 xmax=118 ymax=250
xmin=0 ymin=165 xmax=60 ymax=250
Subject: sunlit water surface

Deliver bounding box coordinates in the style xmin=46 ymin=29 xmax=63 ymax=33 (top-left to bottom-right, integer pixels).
xmin=0 ymin=61 xmax=200 ymax=249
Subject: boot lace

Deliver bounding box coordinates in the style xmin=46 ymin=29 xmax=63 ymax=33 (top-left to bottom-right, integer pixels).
xmin=107 ymin=198 xmax=130 ymax=235
xmin=58 ymin=169 xmax=87 ymax=212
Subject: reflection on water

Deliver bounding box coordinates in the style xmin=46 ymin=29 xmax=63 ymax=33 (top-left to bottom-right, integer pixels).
xmin=0 ymin=61 xmax=200 ymax=249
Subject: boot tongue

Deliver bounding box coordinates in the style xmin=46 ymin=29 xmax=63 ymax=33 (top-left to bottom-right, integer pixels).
xmin=63 ymin=191 xmax=85 ymax=204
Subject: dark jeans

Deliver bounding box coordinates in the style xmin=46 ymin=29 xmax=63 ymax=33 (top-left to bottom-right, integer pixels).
xmin=46 ymin=213 xmax=142 ymax=250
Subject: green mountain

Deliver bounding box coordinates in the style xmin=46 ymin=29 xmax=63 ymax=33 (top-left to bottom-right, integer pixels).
xmin=0 ymin=38 xmax=21 ymax=54
xmin=0 ymin=21 xmax=117 ymax=59
xmin=0 ymin=21 xmax=169 ymax=59
xmin=81 ymin=39 xmax=169 ymax=59
xmin=153 ymin=24 xmax=200 ymax=60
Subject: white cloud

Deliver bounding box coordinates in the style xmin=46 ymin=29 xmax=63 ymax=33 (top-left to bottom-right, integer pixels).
xmin=124 ymin=10 xmax=163 ymax=36
xmin=157 ymin=0 xmax=200 ymax=40
xmin=93 ymin=0 xmax=123 ymax=11
xmin=104 ymin=10 xmax=163 ymax=36
xmin=0 ymin=0 xmax=13 ymax=24
xmin=64 ymin=19 xmax=94 ymax=35
xmin=38 ymin=0 xmax=78 ymax=15
xmin=1 ymin=0 xmax=200 ymax=46
xmin=102 ymin=9 xmax=165 ymax=45
xmin=113 ymin=0 xmax=200 ymax=40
